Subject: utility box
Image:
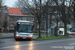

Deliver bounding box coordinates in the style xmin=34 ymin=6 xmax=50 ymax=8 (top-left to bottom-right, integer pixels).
xmin=58 ymin=28 xmax=64 ymax=35
xmin=51 ymin=26 xmax=56 ymax=36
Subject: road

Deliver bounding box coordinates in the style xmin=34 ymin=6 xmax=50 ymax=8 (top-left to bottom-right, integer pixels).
xmin=0 ymin=38 xmax=75 ymax=50
xmin=0 ymin=33 xmax=50 ymax=39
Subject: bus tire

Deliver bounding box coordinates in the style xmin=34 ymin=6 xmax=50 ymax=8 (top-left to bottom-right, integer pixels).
xmin=29 ymin=39 xmax=32 ymax=41
xmin=15 ymin=38 xmax=19 ymax=41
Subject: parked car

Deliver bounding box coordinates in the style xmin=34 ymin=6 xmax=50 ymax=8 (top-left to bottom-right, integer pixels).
xmin=41 ymin=30 xmax=46 ymax=33
xmin=68 ymin=30 xmax=75 ymax=35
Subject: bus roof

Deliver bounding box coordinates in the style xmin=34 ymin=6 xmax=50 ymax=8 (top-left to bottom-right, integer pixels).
xmin=17 ymin=20 xmax=33 ymax=23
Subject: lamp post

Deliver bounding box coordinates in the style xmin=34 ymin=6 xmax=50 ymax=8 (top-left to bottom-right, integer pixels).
xmin=46 ymin=1 xmax=48 ymax=37
xmin=74 ymin=0 xmax=75 ymax=20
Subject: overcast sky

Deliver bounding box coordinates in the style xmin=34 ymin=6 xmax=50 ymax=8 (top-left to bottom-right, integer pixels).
xmin=4 ymin=0 xmax=18 ymax=7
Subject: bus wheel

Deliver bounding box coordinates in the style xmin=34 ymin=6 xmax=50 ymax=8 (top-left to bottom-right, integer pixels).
xmin=15 ymin=38 xmax=19 ymax=41
xmin=29 ymin=39 xmax=32 ymax=41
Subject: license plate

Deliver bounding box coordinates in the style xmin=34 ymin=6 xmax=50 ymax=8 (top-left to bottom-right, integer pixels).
xmin=23 ymin=37 xmax=26 ymax=39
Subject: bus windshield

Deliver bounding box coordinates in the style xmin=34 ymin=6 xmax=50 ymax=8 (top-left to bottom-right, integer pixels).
xmin=17 ymin=23 xmax=33 ymax=33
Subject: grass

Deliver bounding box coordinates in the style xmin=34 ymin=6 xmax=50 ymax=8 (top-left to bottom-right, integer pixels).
xmin=33 ymin=33 xmax=44 ymax=35
xmin=34 ymin=36 xmax=70 ymax=40
xmin=33 ymin=33 xmax=49 ymax=35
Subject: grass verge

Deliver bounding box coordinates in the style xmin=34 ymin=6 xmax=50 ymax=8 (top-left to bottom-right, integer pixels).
xmin=33 ymin=33 xmax=50 ymax=35
xmin=34 ymin=36 xmax=70 ymax=40
xmin=33 ymin=33 xmax=45 ymax=35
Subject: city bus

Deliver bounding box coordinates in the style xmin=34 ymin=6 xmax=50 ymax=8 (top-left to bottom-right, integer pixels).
xmin=14 ymin=20 xmax=34 ymax=41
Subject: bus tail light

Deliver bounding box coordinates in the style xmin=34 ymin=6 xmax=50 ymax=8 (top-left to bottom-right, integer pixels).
xmin=15 ymin=23 xmax=17 ymax=26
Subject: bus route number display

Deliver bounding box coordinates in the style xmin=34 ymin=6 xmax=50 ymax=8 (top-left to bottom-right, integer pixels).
xmin=21 ymin=23 xmax=29 ymax=24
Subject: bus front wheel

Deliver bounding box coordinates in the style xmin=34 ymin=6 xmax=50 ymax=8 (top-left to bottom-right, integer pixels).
xmin=15 ymin=38 xmax=19 ymax=41
xmin=29 ymin=39 xmax=32 ymax=41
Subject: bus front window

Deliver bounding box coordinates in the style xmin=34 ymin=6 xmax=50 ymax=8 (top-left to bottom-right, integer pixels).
xmin=17 ymin=24 xmax=33 ymax=33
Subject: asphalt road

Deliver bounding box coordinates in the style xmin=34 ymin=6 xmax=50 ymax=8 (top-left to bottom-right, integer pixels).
xmin=0 ymin=33 xmax=50 ymax=39
xmin=0 ymin=38 xmax=75 ymax=50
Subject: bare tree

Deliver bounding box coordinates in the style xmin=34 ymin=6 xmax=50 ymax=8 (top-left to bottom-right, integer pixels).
xmin=15 ymin=0 xmax=49 ymax=37
xmin=0 ymin=0 xmax=4 ymax=18
xmin=52 ymin=0 xmax=73 ymax=36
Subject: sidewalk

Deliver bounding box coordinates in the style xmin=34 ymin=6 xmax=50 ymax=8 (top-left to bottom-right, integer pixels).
xmin=0 ymin=33 xmax=14 ymax=39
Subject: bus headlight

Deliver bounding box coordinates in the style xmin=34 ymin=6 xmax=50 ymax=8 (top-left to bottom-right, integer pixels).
xmin=16 ymin=34 xmax=19 ymax=36
xmin=30 ymin=35 xmax=33 ymax=37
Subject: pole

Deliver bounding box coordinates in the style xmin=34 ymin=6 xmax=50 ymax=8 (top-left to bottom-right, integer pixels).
xmin=74 ymin=0 xmax=75 ymax=21
xmin=46 ymin=1 xmax=48 ymax=37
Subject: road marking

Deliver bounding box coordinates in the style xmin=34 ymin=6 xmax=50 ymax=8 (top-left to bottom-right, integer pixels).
xmin=0 ymin=38 xmax=75 ymax=49
xmin=69 ymin=43 xmax=75 ymax=45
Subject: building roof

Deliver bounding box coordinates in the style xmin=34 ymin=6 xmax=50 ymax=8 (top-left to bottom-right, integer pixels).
xmin=8 ymin=8 xmax=23 ymax=15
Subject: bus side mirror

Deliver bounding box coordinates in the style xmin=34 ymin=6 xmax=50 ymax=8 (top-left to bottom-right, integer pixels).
xmin=32 ymin=24 xmax=34 ymax=28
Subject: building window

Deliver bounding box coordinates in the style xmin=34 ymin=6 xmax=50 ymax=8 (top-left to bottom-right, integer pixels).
xmin=65 ymin=9 xmax=68 ymax=13
xmin=16 ymin=18 xmax=21 ymax=21
xmin=52 ymin=15 xmax=55 ymax=18
xmin=0 ymin=21 xmax=1 ymax=25
xmin=41 ymin=24 xmax=44 ymax=28
xmin=10 ymin=17 xmax=14 ymax=21
xmin=31 ymin=18 xmax=34 ymax=21
xmin=10 ymin=23 xmax=14 ymax=27
xmin=23 ymin=18 xmax=27 ymax=20
xmin=72 ymin=9 xmax=73 ymax=11
xmin=28 ymin=18 xmax=30 ymax=21
xmin=10 ymin=12 xmax=13 ymax=14
xmin=17 ymin=13 xmax=20 ymax=15
xmin=37 ymin=24 xmax=39 ymax=28
xmin=71 ymin=15 xmax=74 ymax=18
xmin=5 ymin=16 xmax=7 ymax=19
xmin=54 ymin=10 xmax=57 ymax=13
xmin=52 ymin=21 xmax=56 ymax=23
xmin=56 ymin=15 xmax=60 ymax=18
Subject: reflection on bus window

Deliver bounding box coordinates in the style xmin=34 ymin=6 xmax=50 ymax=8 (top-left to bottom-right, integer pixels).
xmin=17 ymin=23 xmax=33 ymax=33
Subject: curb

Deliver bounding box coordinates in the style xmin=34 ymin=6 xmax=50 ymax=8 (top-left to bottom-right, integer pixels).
xmin=0 ymin=37 xmax=14 ymax=39
xmin=33 ymin=37 xmax=75 ymax=41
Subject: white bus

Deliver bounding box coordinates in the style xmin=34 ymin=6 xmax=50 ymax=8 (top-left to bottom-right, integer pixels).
xmin=14 ymin=20 xmax=34 ymax=41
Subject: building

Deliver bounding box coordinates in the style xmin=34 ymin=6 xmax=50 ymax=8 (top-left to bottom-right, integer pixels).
xmin=0 ymin=6 xmax=36 ymax=32
xmin=0 ymin=6 xmax=8 ymax=32
xmin=7 ymin=7 xmax=36 ymax=31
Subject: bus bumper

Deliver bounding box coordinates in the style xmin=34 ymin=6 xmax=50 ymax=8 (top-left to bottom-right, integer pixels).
xmin=15 ymin=36 xmax=33 ymax=39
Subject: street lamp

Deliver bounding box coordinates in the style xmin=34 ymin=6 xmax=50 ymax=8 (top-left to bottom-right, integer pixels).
xmin=74 ymin=0 xmax=75 ymax=20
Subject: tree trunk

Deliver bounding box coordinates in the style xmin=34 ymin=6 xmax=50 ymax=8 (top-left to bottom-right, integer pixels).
xmin=56 ymin=19 xmax=58 ymax=36
xmin=36 ymin=21 xmax=37 ymax=33
xmin=38 ymin=21 xmax=41 ymax=38
xmin=64 ymin=22 xmax=68 ymax=36
xmin=38 ymin=0 xmax=41 ymax=38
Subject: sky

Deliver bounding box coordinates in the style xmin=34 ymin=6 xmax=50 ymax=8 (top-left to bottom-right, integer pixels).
xmin=4 ymin=0 xmax=18 ymax=7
